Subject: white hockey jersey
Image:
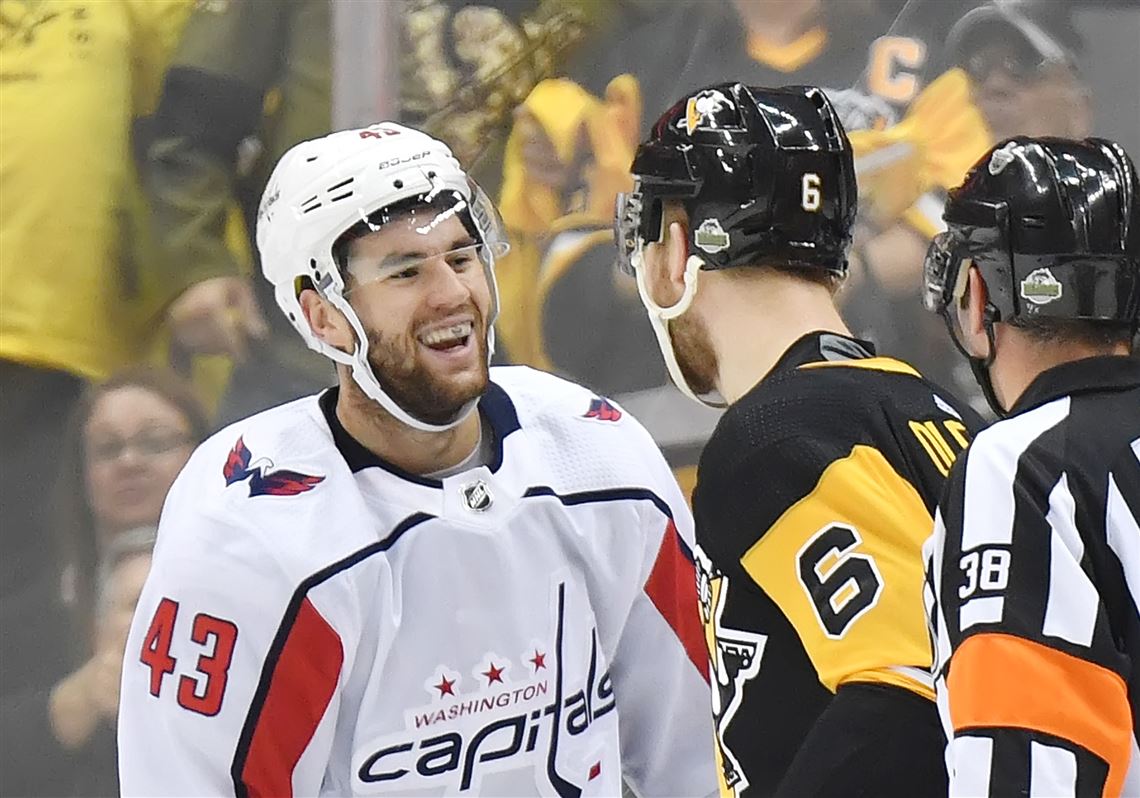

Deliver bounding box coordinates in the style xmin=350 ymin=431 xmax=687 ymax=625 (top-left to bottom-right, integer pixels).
xmin=118 ymin=366 xmax=716 ymax=798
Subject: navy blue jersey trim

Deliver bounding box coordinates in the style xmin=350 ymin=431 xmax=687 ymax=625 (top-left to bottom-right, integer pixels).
xmin=319 ymin=382 xmax=521 ymax=485
xmin=231 ymin=512 xmax=435 ymax=796
xmin=481 ymin=381 xmax=522 ymax=463
xmin=231 ymin=485 xmax=689 ymax=792
xmin=522 ymin=486 xmax=692 ymax=561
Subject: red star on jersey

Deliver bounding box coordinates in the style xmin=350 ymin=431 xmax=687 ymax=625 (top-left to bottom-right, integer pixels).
xmin=483 ymin=662 xmax=505 ymax=684
xmin=434 ymin=675 xmax=455 ymax=697
xmin=529 ymin=650 xmax=546 ymax=671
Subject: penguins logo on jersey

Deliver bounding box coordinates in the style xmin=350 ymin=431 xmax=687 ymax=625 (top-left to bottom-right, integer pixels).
xmin=696 ymin=547 xmax=766 ymax=797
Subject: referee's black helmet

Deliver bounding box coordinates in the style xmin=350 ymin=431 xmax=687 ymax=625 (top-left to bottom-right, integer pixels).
xmin=923 ymin=137 xmax=1140 ymax=328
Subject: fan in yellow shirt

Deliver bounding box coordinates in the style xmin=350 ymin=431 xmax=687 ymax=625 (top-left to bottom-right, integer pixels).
xmin=843 ymin=0 xmax=1091 ymax=405
xmin=0 ymin=1 xmax=200 ymax=793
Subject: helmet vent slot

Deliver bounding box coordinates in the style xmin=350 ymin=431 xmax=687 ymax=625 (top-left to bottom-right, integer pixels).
xmin=305 ymin=155 xmax=319 ymax=163
xmin=328 ymin=177 xmax=354 ymax=192
xmin=329 ymin=192 xmax=353 ymax=203
xmin=300 ymin=195 xmax=322 ymax=214
xmin=823 ymin=118 xmax=838 ymax=143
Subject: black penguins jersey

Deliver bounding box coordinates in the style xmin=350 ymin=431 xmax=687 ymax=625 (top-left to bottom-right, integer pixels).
xmin=692 ymin=332 xmax=985 ymax=797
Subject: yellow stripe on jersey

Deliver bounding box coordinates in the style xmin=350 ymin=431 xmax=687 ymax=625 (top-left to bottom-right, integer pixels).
xmin=846 ymin=667 xmax=935 ymax=701
xmin=740 ymin=444 xmax=934 ymax=696
xmin=797 ymin=357 xmax=922 ymax=379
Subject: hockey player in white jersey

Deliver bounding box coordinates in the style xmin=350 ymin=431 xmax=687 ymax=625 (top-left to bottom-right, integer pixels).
xmin=117 ymin=122 xmax=717 ymax=798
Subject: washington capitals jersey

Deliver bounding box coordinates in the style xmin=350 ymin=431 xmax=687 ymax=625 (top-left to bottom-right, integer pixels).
xmin=118 ymin=366 xmax=717 ymax=797
xmin=692 ymin=332 xmax=984 ymax=797
xmin=926 ymin=356 xmax=1140 ymax=797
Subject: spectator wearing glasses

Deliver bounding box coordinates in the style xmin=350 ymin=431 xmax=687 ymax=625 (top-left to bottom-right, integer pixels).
xmin=0 ymin=367 xmax=208 ymax=797
xmin=947 ymin=0 xmax=1090 ymax=144
xmin=845 ymin=0 xmax=1093 ymax=414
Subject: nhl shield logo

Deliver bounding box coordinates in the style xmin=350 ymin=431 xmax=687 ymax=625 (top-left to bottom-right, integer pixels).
xmin=461 ymin=479 xmax=493 ymax=512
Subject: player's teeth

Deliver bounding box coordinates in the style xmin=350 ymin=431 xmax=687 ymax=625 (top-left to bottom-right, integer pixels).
xmin=421 ymin=322 xmax=473 ymax=345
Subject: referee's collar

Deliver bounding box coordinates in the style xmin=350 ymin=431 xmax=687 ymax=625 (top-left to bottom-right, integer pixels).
xmin=1011 ymin=355 xmax=1140 ymax=415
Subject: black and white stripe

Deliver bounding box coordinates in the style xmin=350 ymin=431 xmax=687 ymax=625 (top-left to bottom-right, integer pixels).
xmin=927 ymin=358 xmax=1140 ymax=798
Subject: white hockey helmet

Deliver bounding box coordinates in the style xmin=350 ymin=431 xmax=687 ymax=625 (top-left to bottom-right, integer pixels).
xmin=256 ymin=122 xmax=509 ymax=432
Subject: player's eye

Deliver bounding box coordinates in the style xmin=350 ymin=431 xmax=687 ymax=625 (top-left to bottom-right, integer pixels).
xmin=448 ymin=246 xmax=480 ymax=271
xmin=389 ymin=264 xmax=420 ymax=280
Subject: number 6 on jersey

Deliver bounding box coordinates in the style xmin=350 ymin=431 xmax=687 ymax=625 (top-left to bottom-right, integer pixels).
xmin=796 ymin=523 xmax=884 ymax=638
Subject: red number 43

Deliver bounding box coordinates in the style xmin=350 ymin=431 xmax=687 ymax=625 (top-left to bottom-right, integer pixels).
xmin=140 ymin=598 xmax=238 ymax=717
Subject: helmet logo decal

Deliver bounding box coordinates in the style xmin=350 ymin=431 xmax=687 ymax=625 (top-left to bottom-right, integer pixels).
xmin=685 ymin=89 xmax=732 ymax=135
xmin=1020 ymin=268 xmax=1063 ymax=305
xmin=695 ymin=219 xmax=730 ymax=254
xmin=988 ymin=141 xmax=1019 ymax=175
xmin=376 ymin=150 xmax=431 ymax=171
xmin=257 ymin=184 xmax=280 ymax=225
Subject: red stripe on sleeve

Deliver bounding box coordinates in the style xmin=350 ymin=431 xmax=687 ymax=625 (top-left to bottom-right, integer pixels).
xmin=240 ymin=598 xmax=344 ymax=798
xmin=644 ymin=520 xmax=710 ymax=682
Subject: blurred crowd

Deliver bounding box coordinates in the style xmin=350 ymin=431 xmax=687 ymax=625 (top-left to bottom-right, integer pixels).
xmin=1 ymin=0 xmax=1138 ymax=794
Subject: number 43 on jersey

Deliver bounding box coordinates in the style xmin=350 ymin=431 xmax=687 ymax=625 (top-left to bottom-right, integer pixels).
xmin=139 ymin=598 xmax=239 ymax=717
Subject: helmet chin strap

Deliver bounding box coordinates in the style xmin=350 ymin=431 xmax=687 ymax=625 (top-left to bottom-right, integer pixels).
xmin=325 ymin=289 xmax=481 ymax=433
xmin=634 ymin=250 xmax=727 ymax=408
xmin=945 ymin=304 xmax=1006 ymax=418
xmin=970 ymin=309 xmax=1006 ymax=418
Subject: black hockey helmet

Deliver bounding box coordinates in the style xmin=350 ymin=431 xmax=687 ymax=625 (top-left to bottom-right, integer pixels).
xmin=615 ymin=82 xmax=857 ymax=277
xmin=923 ymin=137 xmax=1140 ymax=328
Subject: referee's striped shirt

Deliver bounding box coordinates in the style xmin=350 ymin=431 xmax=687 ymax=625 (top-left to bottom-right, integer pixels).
xmin=925 ymin=355 xmax=1140 ymax=797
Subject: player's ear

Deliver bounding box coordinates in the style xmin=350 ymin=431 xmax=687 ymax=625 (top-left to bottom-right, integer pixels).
xmin=957 ymin=266 xmax=992 ymax=359
xmin=299 ymin=288 xmax=355 ymax=354
xmin=642 ymin=219 xmax=689 ymax=308
xmin=664 ymin=219 xmax=689 ymax=291
xmin=642 ymin=204 xmax=687 ymax=308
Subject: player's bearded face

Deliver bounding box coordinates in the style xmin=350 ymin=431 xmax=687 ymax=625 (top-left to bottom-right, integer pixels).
xmin=343 ymin=212 xmax=493 ymax=425
xmin=363 ymin=304 xmax=490 ymax=426
xmin=668 ymin=311 xmax=718 ymax=397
